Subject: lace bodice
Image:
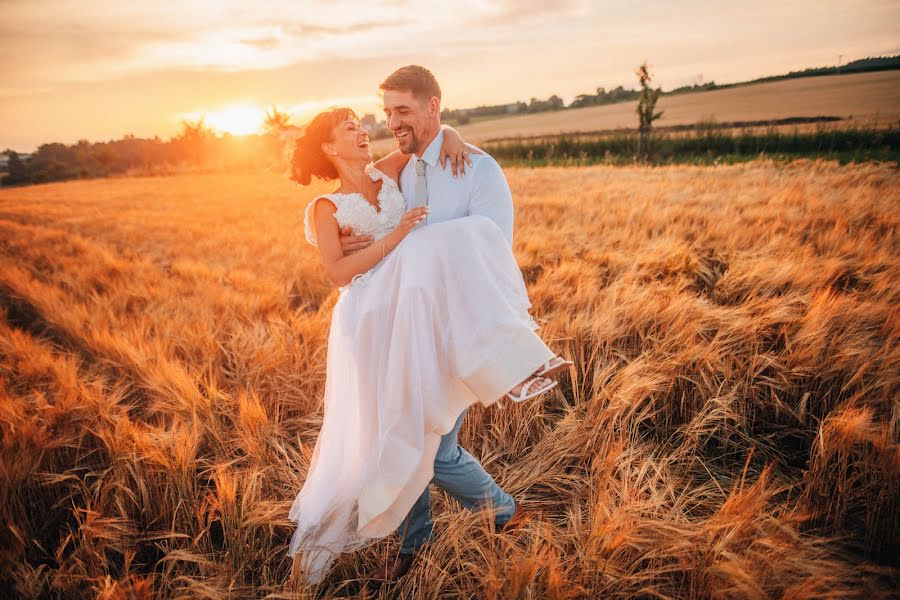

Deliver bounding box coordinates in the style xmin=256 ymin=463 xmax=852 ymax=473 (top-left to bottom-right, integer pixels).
xmin=304 ymin=163 xmax=406 ymax=248
xmin=302 ymin=163 xmax=407 ymax=291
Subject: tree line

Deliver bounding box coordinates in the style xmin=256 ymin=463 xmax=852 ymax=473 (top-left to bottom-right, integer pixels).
xmin=1 ymin=114 xmax=291 ymax=187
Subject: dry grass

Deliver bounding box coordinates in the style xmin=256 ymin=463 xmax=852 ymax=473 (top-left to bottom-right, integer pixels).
xmin=371 ymin=70 xmax=900 ymax=154
xmin=0 ymin=159 xmax=897 ymax=598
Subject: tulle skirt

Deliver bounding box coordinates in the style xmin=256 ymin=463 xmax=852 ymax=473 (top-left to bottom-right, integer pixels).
xmin=287 ymin=215 xmax=554 ymax=583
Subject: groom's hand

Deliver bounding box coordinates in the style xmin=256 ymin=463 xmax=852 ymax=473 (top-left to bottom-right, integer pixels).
xmin=339 ymin=226 xmax=373 ymax=255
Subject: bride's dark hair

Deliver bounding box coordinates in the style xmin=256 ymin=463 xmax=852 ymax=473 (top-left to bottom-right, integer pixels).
xmin=290 ymin=107 xmax=359 ymax=186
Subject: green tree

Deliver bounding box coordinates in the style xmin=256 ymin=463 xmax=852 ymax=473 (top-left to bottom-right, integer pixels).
xmin=263 ymin=105 xmax=292 ymax=135
xmin=1 ymin=149 xmax=29 ymax=185
xmin=175 ymin=116 xmax=215 ymax=166
xmin=635 ymin=61 xmax=664 ymax=161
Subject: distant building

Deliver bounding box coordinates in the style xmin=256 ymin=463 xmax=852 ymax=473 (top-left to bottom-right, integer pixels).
xmin=0 ymin=152 xmax=31 ymax=169
xmin=361 ymin=114 xmax=378 ymax=130
xmin=361 ymin=114 xmax=391 ymax=140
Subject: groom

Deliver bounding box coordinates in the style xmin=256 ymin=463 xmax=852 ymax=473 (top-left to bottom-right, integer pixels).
xmin=338 ymin=65 xmax=530 ymax=586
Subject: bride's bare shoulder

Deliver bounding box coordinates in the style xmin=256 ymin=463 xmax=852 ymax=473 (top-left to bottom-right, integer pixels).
xmin=372 ymin=152 xmax=409 ymax=184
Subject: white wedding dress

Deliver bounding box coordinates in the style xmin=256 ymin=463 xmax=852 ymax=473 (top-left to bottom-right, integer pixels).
xmin=288 ymin=163 xmax=555 ymax=583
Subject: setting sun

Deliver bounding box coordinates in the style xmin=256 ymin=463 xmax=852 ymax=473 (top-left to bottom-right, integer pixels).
xmin=184 ymin=105 xmax=265 ymax=136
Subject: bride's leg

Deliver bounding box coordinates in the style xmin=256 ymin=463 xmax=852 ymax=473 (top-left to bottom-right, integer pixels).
xmin=533 ymin=355 xmax=574 ymax=379
xmin=507 ymin=374 xmax=555 ymax=398
xmin=518 ymin=356 xmax=573 ymax=383
xmin=455 ymin=326 xmax=556 ymax=405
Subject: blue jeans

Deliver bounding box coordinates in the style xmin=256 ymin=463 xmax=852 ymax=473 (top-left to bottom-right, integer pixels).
xmin=395 ymin=406 xmax=517 ymax=554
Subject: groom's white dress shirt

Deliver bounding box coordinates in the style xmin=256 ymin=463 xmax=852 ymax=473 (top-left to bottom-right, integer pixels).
xmin=398 ymin=129 xmax=515 ymax=246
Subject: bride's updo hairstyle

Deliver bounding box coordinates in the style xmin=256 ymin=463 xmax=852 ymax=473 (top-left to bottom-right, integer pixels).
xmin=290 ymin=107 xmax=358 ymax=186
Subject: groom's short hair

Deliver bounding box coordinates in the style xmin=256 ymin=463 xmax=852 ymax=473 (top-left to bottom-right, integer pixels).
xmin=380 ymin=65 xmax=441 ymax=105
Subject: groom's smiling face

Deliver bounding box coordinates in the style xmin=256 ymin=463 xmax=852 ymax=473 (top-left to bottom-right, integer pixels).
xmin=382 ymin=89 xmax=438 ymax=155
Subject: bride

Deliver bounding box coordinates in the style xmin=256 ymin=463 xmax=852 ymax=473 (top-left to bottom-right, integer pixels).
xmin=287 ymin=107 xmax=570 ymax=584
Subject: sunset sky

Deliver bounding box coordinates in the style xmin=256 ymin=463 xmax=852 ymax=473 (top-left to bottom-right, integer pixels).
xmin=2 ymin=0 xmax=898 ymax=152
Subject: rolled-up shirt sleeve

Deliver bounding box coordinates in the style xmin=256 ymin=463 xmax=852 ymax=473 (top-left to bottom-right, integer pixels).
xmin=468 ymin=154 xmax=514 ymax=246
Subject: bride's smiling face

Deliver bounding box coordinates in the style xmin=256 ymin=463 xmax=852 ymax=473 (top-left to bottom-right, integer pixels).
xmin=323 ymin=116 xmax=371 ymax=164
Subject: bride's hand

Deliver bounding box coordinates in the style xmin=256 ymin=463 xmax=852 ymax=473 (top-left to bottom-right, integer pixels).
xmin=439 ymin=125 xmax=481 ymax=177
xmin=388 ymin=207 xmax=428 ymax=244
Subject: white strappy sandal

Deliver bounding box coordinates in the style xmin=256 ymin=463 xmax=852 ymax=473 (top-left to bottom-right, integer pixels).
xmin=534 ymin=356 xmax=574 ymax=379
xmin=505 ymin=375 xmax=558 ymax=404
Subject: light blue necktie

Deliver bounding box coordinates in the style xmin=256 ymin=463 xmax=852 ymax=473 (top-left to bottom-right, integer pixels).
xmin=414 ymin=158 xmax=428 ymax=228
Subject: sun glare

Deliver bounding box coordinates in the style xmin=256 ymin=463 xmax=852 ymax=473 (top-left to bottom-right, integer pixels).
xmin=174 ymin=96 xmax=383 ymax=139
xmin=194 ymin=106 xmax=265 ymax=136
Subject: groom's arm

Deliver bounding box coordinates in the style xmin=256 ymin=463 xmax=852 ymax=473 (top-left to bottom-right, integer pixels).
xmin=468 ymin=155 xmax=514 ymax=245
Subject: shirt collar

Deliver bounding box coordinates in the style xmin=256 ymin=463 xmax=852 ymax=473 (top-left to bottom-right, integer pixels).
xmin=413 ymin=129 xmax=443 ymax=168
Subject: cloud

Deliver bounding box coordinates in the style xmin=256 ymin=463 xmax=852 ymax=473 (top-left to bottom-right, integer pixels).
xmin=480 ymin=0 xmax=590 ymax=25
xmin=0 ymin=1 xmax=416 ymax=93
xmin=239 ymin=19 xmax=409 ymax=50
xmin=277 ymin=20 xmax=405 ymax=36
xmin=240 ymin=36 xmax=281 ymax=50
xmin=0 ymin=0 xmax=594 ymax=97
xmin=1 ymin=0 xmax=898 ymax=150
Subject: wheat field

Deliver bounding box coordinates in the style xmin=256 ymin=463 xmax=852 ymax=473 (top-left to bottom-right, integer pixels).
xmin=0 ymin=159 xmax=898 ymax=598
